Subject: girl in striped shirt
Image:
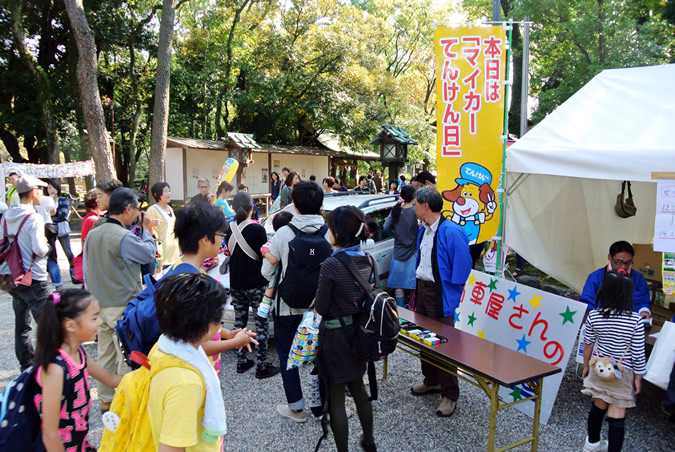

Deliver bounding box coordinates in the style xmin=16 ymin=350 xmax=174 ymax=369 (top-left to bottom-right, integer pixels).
xmin=581 ymin=269 xmax=646 ymax=452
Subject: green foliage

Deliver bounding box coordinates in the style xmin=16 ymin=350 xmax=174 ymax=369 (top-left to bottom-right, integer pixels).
xmin=2 ymin=0 xmax=672 ymax=175
xmin=514 ymin=0 xmax=674 ymax=124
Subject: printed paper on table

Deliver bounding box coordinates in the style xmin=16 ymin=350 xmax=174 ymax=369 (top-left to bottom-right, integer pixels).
xmin=457 ymin=270 xmax=586 ymax=424
xmin=435 ymin=25 xmax=507 ymax=245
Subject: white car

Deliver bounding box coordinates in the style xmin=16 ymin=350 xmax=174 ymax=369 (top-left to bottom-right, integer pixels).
xmin=263 ymin=192 xmax=399 ymax=284
xmin=209 ymin=192 xmax=400 ymax=331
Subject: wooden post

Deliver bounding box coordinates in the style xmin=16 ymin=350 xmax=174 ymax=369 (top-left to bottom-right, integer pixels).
xmin=268 ymin=152 xmax=272 ymax=193
xmin=182 ymin=147 xmax=188 ymax=205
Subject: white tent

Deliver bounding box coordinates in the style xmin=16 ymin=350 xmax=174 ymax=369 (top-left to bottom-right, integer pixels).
xmin=505 ymin=64 xmax=675 ymax=292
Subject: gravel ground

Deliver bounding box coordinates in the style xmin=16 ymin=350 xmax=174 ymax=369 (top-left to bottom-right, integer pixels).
xmin=0 ymin=233 xmax=671 ymax=451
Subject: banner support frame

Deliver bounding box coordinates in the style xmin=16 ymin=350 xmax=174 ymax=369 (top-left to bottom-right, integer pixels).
xmin=494 ymin=20 xmax=514 ymax=279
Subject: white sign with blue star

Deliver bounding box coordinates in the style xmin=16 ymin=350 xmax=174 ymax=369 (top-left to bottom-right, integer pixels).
xmin=456 ymin=270 xmax=586 ymax=424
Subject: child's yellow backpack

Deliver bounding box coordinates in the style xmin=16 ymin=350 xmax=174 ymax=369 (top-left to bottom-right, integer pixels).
xmin=99 ymin=348 xmax=203 ymax=451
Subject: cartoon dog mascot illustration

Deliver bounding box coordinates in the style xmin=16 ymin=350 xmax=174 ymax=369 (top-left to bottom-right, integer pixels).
xmin=442 ymin=162 xmax=497 ymax=244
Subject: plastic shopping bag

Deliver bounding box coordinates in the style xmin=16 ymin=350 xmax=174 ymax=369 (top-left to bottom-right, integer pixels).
xmin=269 ymin=196 xmax=281 ymax=214
xmin=645 ymin=321 xmax=675 ymax=390
xmin=287 ymin=308 xmax=321 ymax=370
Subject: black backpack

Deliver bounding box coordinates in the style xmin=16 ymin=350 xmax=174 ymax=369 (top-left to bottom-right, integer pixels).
xmin=278 ymin=223 xmax=332 ymax=309
xmin=0 ymin=359 xmax=71 ymax=451
xmin=333 ymin=252 xmax=399 ymax=361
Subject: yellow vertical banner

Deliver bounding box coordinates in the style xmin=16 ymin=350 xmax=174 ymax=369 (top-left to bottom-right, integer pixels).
xmin=435 ymin=25 xmax=508 ymax=245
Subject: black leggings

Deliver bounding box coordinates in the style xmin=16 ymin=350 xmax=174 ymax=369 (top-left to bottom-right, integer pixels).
xmin=329 ymin=378 xmax=374 ymax=452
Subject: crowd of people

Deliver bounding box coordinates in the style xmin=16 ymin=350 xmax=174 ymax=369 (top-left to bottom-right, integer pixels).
xmin=267 ymin=167 xmax=438 ymax=200
xmin=0 ymin=165 xmax=671 ymax=452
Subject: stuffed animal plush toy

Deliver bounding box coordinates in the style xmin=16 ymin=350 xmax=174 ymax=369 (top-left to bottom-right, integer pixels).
xmin=590 ymin=356 xmax=624 ymax=381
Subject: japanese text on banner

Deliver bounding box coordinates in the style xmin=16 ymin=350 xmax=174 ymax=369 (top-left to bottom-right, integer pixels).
xmin=435 ymin=26 xmax=507 ymax=245
xmin=458 ymin=270 xmax=586 ymax=424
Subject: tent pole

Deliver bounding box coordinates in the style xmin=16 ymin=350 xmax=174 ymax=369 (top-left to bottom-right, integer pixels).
xmin=495 ymin=20 xmax=514 ymax=279
xmin=506 ymin=173 xmax=529 ymax=196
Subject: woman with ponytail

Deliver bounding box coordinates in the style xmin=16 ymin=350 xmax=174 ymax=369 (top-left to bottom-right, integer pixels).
xmin=315 ymin=206 xmax=377 ymax=452
xmin=224 ymin=192 xmax=279 ymax=379
xmin=215 ymin=181 xmax=235 ymax=217
xmin=383 ymin=184 xmax=418 ymax=307
xmin=35 ymin=289 xmax=122 ymax=450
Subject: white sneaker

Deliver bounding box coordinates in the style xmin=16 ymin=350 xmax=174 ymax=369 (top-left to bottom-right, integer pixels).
xmin=583 ymin=436 xmax=608 ymax=452
xmin=276 ymin=404 xmax=307 ymax=423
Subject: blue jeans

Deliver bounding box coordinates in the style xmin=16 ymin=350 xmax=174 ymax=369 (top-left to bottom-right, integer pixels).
xmin=47 ymin=257 xmax=62 ymax=286
xmin=11 ymin=280 xmax=51 ymax=370
xmin=57 ymin=233 xmax=75 ymax=267
xmin=46 ymin=231 xmax=61 ymax=286
xmin=274 ymin=314 xmax=304 ymax=410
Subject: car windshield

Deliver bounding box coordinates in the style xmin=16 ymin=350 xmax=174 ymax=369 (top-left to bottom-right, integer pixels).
xmin=262 ymin=193 xmax=399 ymax=238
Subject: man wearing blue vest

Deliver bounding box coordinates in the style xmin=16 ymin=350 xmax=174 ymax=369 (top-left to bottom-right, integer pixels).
xmin=84 ymin=187 xmax=156 ymax=411
xmin=410 ymin=186 xmax=472 ymax=418
xmin=580 ymin=241 xmax=651 ymax=318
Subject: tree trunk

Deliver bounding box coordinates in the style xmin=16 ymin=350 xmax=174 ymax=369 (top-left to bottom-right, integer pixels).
xmin=215 ymin=89 xmax=225 ymax=139
xmin=66 ymin=35 xmax=84 ymax=195
xmin=9 ymin=0 xmax=59 ymax=164
xmin=63 ymin=0 xmax=116 ymax=181
xmin=127 ymin=41 xmax=142 ymax=187
xmin=149 ymin=0 xmax=177 ymax=198
xmin=0 ymin=126 xmax=23 ymax=162
xmin=128 ymin=108 xmax=142 ymax=186
xmin=24 ymin=136 xmax=39 ymax=163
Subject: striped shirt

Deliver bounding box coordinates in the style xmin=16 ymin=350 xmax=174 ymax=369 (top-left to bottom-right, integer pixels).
xmin=583 ymin=309 xmax=647 ymax=375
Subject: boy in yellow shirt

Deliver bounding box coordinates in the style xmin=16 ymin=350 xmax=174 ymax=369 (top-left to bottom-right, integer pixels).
xmin=148 ymin=273 xmax=234 ymax=451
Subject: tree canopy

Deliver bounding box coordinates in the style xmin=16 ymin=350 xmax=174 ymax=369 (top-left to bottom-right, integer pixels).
xmin=1 ymin=0 xmax=672 ymax=187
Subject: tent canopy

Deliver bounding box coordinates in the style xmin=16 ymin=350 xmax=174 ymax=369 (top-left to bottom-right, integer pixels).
xmin=507 ymin=64 xmax=675 ymax=183
xmin=505 ymin=64 xmax=675 ymax=292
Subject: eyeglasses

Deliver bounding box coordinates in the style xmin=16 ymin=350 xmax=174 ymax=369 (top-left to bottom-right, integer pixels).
xmin=215 ymin=232 xmax=226 ymax=240
xmin=612 ymin=258 xmax=633 ymax=267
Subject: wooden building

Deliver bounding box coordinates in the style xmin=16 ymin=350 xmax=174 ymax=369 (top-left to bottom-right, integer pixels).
xmin=165 ymin=133 xmax=378 ymax=204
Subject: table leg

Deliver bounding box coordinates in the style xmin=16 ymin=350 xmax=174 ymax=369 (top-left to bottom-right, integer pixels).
xmin=487 ymin=381 xmax=498 ymax=452
xmin=531 ymin=377 xmax=543 ymax=452
xmin=383 ymin=355 xmax=388 ymax=379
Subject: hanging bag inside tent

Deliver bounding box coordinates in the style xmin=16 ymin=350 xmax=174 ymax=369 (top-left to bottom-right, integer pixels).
xmin=615 ymin=181 xmax=637 ymax=218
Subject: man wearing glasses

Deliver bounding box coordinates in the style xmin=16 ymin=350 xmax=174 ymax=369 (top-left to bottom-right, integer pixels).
xmin=190 ymin=177 xmax=216 ymax=206
xmin=580 ymin=241 xmax=651 ymax=319
xmin=84 ymin=187 xmax=157 ymax=412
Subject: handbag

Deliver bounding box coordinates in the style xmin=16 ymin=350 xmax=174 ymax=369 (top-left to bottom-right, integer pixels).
xmin=287 ymin=305 xmax=322 ymax=370
xmin=645 ymin=321 xmax=675 ymax=390
xmin=589 ymin=343 xmax=628 ymax=381
xmin=45 ymin=223 xmax=58 ymax=239
xmin=615 ymin=181 xmax=637 ymax=218
xmin=57 ymin=220 xmax=71 ymax=237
